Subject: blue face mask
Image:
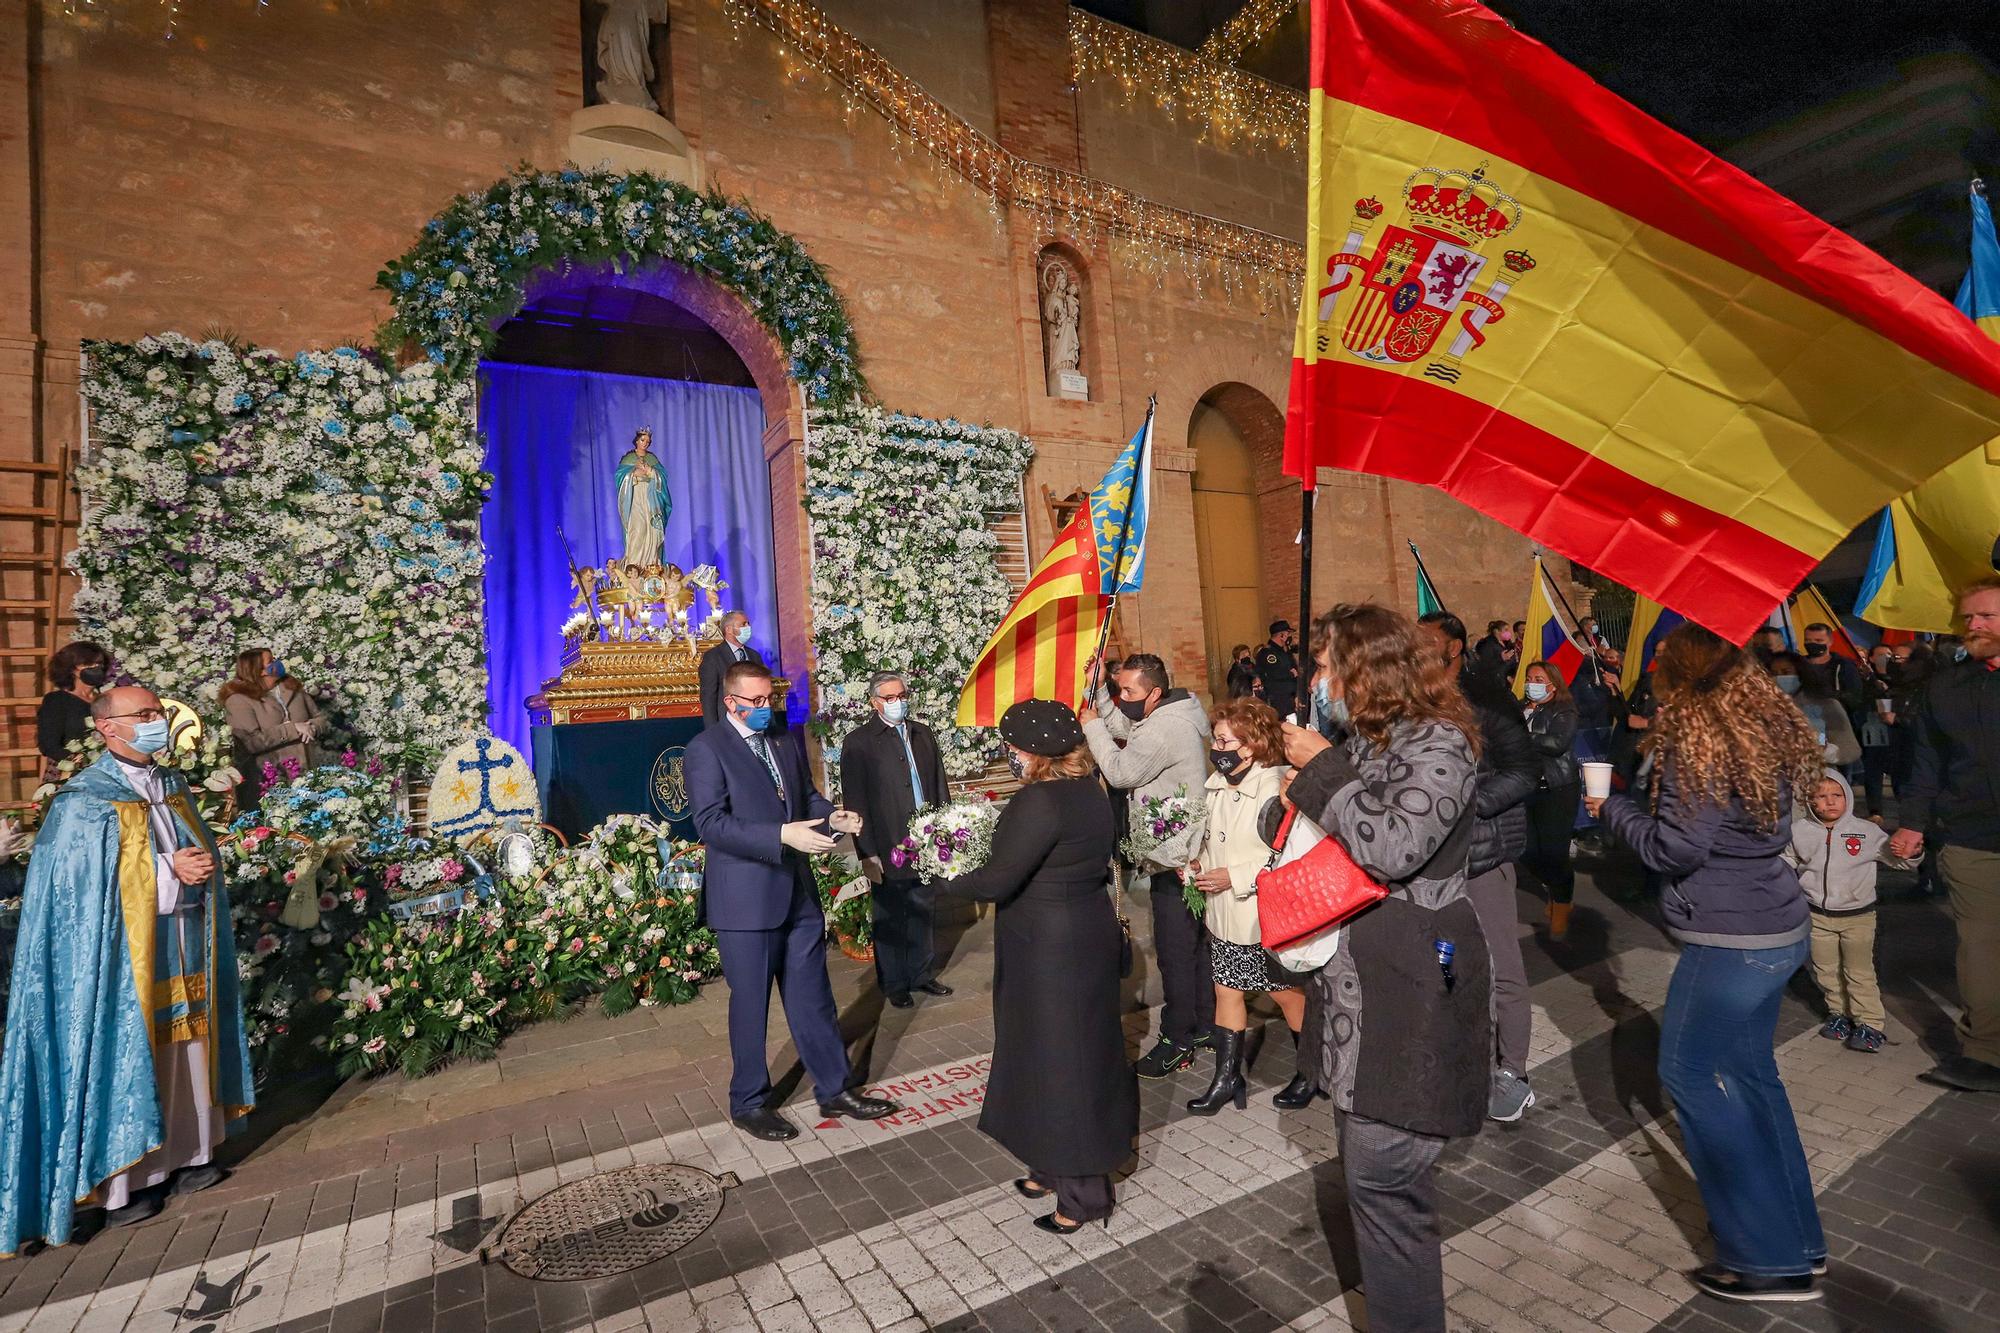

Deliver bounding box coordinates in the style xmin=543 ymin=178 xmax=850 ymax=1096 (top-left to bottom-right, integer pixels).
xmin=124 ymin=718 xmax=172 ymax=755
xmin=1312 ymin=676 xmax=1331 ymax=718
xmin=1525 ymin=681 xmax=1550 ymax=702
xmin=740 ymin=704 xmax=774 ymax=732
xmin=1774 ymin=675 xmax=1802 ymax=695
xmin=1327 ymin=696 xmax=1351 ymax=727
xmin=268 ymin=659 xmax=287 ymax=680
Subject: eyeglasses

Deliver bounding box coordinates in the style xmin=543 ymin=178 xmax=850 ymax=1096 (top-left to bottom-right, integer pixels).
xmin=729 ymin=693 xmax=773 ymax=708
xmin=875 ymin=690 xmax=908 ymax=702
xmin=104 ymin=709 xmax=166 ymax=722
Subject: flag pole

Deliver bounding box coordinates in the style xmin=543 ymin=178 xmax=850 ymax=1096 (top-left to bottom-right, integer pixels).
xmin=1088 ymin=395 xmax=1156 ymax=693
xmin=1298 ymin=485 xmax=1314 ymax=650
xmin=1802 ymin=585 xmax=1872 ymax=667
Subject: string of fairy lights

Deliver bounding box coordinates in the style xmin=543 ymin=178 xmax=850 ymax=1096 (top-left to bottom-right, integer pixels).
xmin=59 ymin=0 xmax=274 ymax=40
xmin=723 ymin=0 xmax=1304 ymax=306
xmin=1198 ymin=0 xmax=1301 ymax=63
xmin=1069 ymin=6 xmax=1305 ymax=154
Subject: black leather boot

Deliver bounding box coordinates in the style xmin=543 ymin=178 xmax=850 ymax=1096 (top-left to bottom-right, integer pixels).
xmin=1186 ymin=1027 xmax=1247 ymax=1115
xmin=1273 ymin=1029 xmax=1314 ymax=1110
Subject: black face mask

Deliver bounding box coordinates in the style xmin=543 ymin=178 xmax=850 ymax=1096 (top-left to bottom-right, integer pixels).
xmin=1805 ymin=643 xmax=1831 ymax=659
xmin=1005 ymin=750 xmax=1027 ymax=780
xmin=1116 ymin=697 xmax=1150 ymax=723
xmin=78 ymin=665 xmax=110 ymax=689
xmin=1210 ymin=748 xmax=1245 ymax=778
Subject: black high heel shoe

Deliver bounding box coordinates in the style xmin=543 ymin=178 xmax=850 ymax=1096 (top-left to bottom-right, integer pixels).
xmin=1186 ymin=1027 xmax=1247 ymax=1116
xmin=1273 ymin=1029 xmax=1314 ymax=1110
xmin=1032 ymin=1212 xmax=1107 ymax=1235
xmin=1014 ymin=1177 xmax=1052 ymax=1199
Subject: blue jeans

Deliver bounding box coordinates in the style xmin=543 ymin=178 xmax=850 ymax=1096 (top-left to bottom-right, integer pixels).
xmin=1659 ymin=940 xmax=1824 ymax=1277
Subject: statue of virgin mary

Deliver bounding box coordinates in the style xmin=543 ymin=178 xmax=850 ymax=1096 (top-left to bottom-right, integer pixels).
xmin=614 ymin=427 xmax=670 ymax=568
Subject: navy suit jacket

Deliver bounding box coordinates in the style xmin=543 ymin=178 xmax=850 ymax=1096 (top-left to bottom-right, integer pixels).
xmin=684 ymin=720 xmax=834 ymax=931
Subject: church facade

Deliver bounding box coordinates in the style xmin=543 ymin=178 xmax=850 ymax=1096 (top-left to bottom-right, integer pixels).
xmin=1 ymin=0 xmax=1541 ymax=771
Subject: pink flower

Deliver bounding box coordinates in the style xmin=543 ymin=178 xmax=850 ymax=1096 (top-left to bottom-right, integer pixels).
xmin=340 ymin=749 xmax=360 ymax=769
xmin=262 ymin=761 xmax=281 ymax=785
xmin=281 ymin=756 xmax=303 ymax=780
xmin=365 ymin=757 xmax=385 ymax=777
xmin=253 ymin=934 xmax=279 ymax=957
xmin=350 ymin=888 xmax=368 ymax=907
xmin=318 ymin=892 xmax=338 ymax=912
xmin=283 ymin=870 xmax=298 ymax=886
xmin=568 ymin=939 xmax=584 ymax=954
xmin=384 ymin=864 xmax=404 ymax=886
xmin=437 ymin=858 xmax=464 ymax=883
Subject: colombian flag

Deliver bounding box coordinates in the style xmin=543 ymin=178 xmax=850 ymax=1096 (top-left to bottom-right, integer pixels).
xmin=957 ymin=410 xmax=1154 ymax=725
xmin=1620 ymin=595 xmax=1686 ymax=698
xmin=1285 ymin=0 xmax=2000 ymax=645
xmin=1512 ymin=557 xmax=1587 ymax=697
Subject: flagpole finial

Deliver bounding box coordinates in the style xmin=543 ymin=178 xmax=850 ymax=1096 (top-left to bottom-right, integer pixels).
xmin=1974 ymin=177 xmax=1987 ymax=197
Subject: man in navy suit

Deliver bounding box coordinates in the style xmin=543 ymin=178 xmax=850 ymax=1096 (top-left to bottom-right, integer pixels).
xmin=684 ymin=660 xmax=900 ymax=1140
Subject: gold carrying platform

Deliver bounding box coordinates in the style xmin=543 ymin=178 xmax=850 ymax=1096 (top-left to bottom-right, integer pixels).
xmin=528 ymin=638 xmax=789 ymax=726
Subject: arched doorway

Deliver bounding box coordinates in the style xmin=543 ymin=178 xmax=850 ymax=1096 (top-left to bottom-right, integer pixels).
xmin=1190 ymin=384 xmax=1283 ymax=699
xmin=478 ymin=258 xmax=807 ymax=755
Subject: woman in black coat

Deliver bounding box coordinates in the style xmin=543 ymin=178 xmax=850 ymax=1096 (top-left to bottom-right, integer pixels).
xmin=946 ymin=700 xmax=1136 ymax=1234
xmin=1521 ymin=659 xmax=1581 ymax=940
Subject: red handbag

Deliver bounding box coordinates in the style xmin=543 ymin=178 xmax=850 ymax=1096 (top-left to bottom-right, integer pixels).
xmin=1256 ymin=805 xmax=1388 ymax=951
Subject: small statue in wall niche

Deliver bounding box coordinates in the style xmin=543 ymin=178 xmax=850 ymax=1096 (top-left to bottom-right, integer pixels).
xmin=594 ymin=0 xmax=671 ymax=112
xmin=1040 ymin=257 xmax=1088 ymax=399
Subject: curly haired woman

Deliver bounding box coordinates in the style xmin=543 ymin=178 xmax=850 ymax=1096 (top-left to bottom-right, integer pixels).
xmin=1586 ymin=623 xmax=1828 ymax=1305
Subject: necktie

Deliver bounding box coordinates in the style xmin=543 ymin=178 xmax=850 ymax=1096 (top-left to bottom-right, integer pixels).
xmin=896 ymin=724 xmax=926 ymax=806
xmin=750 ymin=733 xmax=785 ymax=801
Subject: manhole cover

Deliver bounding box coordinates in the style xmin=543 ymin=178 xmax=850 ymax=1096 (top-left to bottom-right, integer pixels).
xmin=490 ymin=1164 xmax=736 ymax=1280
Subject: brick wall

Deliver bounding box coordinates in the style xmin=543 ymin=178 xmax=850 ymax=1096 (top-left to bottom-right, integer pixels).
xmin=9 ymin=0 xmax=1541 ymax=756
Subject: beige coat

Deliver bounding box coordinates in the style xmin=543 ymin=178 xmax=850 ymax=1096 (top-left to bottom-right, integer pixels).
xmin=225 ymin=683 xmax=325 ymax=801
xmin=1196 ymin=761 xmax=1289 ymax=946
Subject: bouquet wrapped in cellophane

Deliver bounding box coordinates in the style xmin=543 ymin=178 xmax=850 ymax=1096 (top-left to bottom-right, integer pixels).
xmin=889 ymin=795 xmax=1002 ymax=883
xmin=1120 ymin=787 xmax=1207 ymax=915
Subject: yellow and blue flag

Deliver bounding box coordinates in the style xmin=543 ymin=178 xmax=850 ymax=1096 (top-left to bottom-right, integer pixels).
xmin=1513 ymin=557 xmax=1588 ymax=697
xmin=1090 ymin=412 xmax=1153 ymax=594
xmin=1856 ymin=182 xmax=2000 ymax=632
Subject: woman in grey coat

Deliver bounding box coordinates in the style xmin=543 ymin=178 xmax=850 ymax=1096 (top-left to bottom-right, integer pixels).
xmin=220 ymin=648 xmax=327 ymax=806
xmin=1275 ymin=604 xmax=1490 ymax=1333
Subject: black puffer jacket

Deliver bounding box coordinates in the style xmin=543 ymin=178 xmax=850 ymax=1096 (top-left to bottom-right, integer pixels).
xmin=1461 ymin=663 xmax=1537 ymax=876
xmin=1525 ymin=697 xmax=1579 ymax=789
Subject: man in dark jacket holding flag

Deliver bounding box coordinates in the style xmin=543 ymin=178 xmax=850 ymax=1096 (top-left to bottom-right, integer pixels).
xmin=1420 ymin=613 xmax=1540 ymax=1121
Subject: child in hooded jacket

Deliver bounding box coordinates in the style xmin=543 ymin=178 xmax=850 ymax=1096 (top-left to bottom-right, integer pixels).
xmin=1785 ymin=770 xmax=1919 ymax=1053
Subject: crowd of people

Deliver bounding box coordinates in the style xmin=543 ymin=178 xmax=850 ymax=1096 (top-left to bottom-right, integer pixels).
xmin=12 ymin=575 xmax=2000 ymax=1328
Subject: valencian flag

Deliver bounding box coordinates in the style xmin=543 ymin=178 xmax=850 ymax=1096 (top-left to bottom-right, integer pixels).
xmin=1512 ymin=556 xmax=1587 ymax=698
xmin=1619 ymin=595 xmax=1685 ymax=698
xmin=958 ymin=408 xmax=1154 ymax=725
xmin=1285 ymin=0 xmax=2000 ymax=645
xmin=1856 ymin=182 xmax=2000 ymax=633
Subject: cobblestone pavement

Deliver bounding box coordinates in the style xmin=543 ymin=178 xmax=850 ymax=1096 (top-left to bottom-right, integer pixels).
xmin=1 ymin=865 xmax=1992 ymax=1333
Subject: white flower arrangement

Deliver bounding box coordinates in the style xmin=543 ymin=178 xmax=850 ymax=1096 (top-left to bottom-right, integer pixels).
xmin=804 ymin=408 xmax=1033 ymax=778
xmin=889 ymin=795 xmax=1004 ymax=883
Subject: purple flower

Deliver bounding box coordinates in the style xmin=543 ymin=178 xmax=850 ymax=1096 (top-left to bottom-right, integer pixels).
xmin=340 ymin=749 xmax=360 ymax=769
xmin=952 ymin=829 xmax=970 ymax=846
xmin=889 ymin=847 xmax=909 ymax=869
xmin=935 ymin=846 xmax=950 ymax=863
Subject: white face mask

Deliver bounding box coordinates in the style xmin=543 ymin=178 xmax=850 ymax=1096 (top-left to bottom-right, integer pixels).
xmin=734 ymin=622 xmax=752 ymax=642
xmin=881 ymin=698 xmax=909 ymax=724
xmin=1526 ymin=681 xmax=1551 ymax=702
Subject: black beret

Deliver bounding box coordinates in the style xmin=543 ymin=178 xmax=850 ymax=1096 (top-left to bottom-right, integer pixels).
xmin=999 ymin=699 xmax=1085 ymax=756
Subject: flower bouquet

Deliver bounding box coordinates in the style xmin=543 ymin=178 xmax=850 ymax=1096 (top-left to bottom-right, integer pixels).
xmin=1120 ymin=788 xmax=1207 ymax=915
xmin=889 ymin=795 xmax=1002 ymax=884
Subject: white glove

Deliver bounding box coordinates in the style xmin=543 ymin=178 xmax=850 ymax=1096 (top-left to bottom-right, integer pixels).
xmin=779 ymin=821 xmax=838 ymax=855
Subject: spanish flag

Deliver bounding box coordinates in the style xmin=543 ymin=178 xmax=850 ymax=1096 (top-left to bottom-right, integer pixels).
xmin=1285 ymin=0 xmax=2000 ymax=645
xmin=957 ymin=408 xmax=1154 ymax=725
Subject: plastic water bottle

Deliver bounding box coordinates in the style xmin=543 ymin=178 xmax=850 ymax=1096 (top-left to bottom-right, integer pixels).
xmin=1434 ymin=938 xmax=1456 ymax=992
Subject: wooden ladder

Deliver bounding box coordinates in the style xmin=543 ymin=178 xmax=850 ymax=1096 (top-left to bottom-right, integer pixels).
xmin=1 ymin=455 xmax=76 ymax=809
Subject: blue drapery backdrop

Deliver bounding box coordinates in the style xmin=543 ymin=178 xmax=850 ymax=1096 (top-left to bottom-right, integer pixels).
xmin=478 ymin=363 xmax=775 ymax=757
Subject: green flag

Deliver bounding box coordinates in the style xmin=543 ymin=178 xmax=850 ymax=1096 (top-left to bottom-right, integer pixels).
xmin=1411 ymin=541 xmax=1444 ymax=616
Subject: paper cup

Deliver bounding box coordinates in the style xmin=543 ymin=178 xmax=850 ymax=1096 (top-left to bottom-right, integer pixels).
xmin=1581 ymin=762 xmax=1614 ymax=800
xmin=1876 ymin=697 xmax=1893 ymax=716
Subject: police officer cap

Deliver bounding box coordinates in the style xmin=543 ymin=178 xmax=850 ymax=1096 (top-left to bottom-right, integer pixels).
xmin=999 ymin=699 xmax=1086 ymax=756
xmin=1269 ymin=619 xmax=1292 ymax=635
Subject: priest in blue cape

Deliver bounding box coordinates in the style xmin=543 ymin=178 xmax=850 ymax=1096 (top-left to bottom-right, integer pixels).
xmin=0 ymin=685 xmax=254 ymax=1254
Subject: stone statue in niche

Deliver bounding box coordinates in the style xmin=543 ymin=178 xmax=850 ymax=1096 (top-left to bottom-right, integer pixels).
xmin=594 ymin=0 xmax=671 ymax=111
xmin=1040 ymin=257 xmax=1088 ymax=400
